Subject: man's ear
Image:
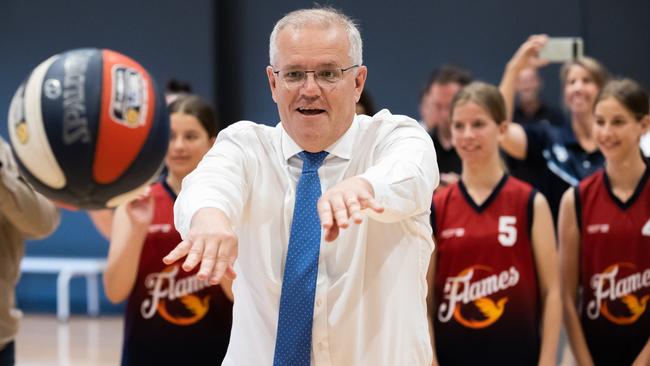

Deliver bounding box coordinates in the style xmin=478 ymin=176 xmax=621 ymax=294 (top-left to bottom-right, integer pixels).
xmin=267 ymin=66 xmax=279 ymax=103
xmin=354 ymin=65 xmax=368 ymax=103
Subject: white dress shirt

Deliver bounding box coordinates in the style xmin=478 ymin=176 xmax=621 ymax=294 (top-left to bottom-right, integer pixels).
xmin=175 ymin=110 xmax=439 ymax=365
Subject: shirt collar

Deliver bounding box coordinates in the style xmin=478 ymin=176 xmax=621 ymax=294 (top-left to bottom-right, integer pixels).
xmin=280 ymin=115 xmax=359 ymax=161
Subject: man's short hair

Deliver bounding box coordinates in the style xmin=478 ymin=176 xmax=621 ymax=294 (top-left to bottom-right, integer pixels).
xmin=420 ymin=64 xmax=472 ymax=99
xmin=269 ymin=7 xmax=363 ymax=67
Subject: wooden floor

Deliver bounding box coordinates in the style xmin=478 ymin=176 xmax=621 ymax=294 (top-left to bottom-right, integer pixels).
xmin=14 ymin=314 xmax=577 ymax=365
xmin=15 ymin=314 xmax=122 ymax=366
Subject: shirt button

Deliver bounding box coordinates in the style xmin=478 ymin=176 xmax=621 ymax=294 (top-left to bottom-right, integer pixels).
xmin=316 ymin=298 xmax=323 ymax=307
xmin=318 ymin=342 xmax=326 ymax=351
xmin=583 ymin=160 xmax=591 ymax=169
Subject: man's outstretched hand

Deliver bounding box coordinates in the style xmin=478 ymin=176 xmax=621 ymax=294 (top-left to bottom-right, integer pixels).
xmin=318 ymin=176 xmax=384 ymax=241
xmin=163 ymin=208 xmax=237 ymax=285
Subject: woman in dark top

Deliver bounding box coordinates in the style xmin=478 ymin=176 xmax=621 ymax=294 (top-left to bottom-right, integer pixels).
xmin=498 ymin=35 xmax=609 ymax=220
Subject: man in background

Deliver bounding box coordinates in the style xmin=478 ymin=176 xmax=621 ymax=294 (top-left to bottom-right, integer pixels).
xmin=420 ymin=64 xmax=471 ymax=186
xmin=513 ymin=67 xmax=566 ymax=126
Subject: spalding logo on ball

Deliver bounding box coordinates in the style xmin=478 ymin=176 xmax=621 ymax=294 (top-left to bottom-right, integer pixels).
xmin=7 ymin=48 xmax=169 ymax=209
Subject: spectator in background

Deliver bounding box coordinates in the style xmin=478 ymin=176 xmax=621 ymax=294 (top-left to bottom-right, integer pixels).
xmin=507 ymin=66 xmax=568 ymax=185
xmin=103 ymin=95 xmax=232 ymax=365
xmin=499 ymin=35 xmax=609 ymax=220
xmin=420 ymin=64 xmax=472 ymax=186
xmin=419 ymin=86 xmax=435 ymax=131
xmin=356 ymin=89 xmax=376 ymax=116
xmin=514 ymin=67 xmax=566 ymax=127
xmin=0 ymin=137 xmax=60 ymax=366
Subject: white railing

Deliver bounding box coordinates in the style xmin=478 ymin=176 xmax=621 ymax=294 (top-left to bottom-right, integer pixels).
xmin=20 ymin=257 xmax=107 ymax=321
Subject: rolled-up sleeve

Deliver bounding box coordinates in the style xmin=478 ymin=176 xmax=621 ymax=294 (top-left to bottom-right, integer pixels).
xmin=359 ymin=119 xmax=439 ymax=223
xmin=174 ymin=122 xmax=254 ymax=239
xmin=0 ymin=137 xmax=60 ymax=238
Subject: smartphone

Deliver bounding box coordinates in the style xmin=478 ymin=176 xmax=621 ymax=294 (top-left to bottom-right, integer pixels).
xmin=539 ymin=37 xmax=584 ymax=63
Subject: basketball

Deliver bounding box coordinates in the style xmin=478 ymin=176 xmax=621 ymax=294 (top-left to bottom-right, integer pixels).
xmin=7 ymin=48 xmax=169 ymax=209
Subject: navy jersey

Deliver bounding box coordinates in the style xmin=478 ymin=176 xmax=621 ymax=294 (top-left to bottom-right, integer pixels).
xmin=505 ymin=122 xmax=604 ymax=220
xmin=121 ymin=181 xmax=233 ymax=365
xmin=432 ymin=175 xmax=540 ymax=365
xmin=576 ymin=167 xmax=650 ymax=366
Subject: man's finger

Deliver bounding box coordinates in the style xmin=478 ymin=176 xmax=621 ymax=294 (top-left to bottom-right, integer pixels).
xmin=343 ymin=192 xmax=363 ymax=224
xmin=196 ymin=238 xmax=220 ymax=280
xmin=318 ymin=199 xmax=334 ymax=229
xmin=163 ymin=240 xmax=192 ymax=265
xmin=225 ymin=264 xmax=237 ymax=280
xmin=324 ymin=224 xmax=340 ymax=242
xmin=209 ymin=233 xmax=238 ymax=284
xmin=209 ymin=258 xmax=231 ymax=285
xmin=182 ymin=238 xmax=205 ymax=272
xmin=358 ymin=191 xmax=384 ymax=213
xmin=330 ymin=195 xmax=350 ymax=229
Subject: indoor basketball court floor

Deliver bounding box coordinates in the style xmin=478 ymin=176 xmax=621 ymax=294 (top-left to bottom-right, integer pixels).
xmin=13 ymin=314 xmax=577 ymax=365
xmin=14 ymin=314 xmax=122 ymax=365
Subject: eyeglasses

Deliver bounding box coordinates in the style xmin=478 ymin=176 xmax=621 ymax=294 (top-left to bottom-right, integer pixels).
xmin=272 ymin=65 xmax=359 ymax=89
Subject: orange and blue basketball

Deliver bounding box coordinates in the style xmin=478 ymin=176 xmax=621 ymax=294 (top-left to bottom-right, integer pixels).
xmin=7 ymin=48 xmax=169 ymax=209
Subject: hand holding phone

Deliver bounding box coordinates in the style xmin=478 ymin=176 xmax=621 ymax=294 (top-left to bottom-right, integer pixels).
xmin=538 ymin=37 xmax=584 ymax=63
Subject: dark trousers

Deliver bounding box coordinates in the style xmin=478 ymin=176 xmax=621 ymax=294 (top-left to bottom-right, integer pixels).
xmin=0 ymin=341 xmax=14 ymax=366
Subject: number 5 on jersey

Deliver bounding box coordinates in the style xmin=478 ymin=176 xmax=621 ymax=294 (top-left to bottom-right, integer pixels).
xmin=498 ymin=216 xmax=517 ymax=247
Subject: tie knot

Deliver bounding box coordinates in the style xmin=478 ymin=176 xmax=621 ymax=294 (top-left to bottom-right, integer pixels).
xmin=299 ymin=151 xmax=328 ymax=173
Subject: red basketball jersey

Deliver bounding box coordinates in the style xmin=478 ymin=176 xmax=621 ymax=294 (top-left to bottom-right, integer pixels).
xmin=432 ymin=175 xmax=540 ymax=365
xmin=576 ymin=168 xmax=650 ymax=365
xmin=122 ymin=181 xmax=232 ymax=365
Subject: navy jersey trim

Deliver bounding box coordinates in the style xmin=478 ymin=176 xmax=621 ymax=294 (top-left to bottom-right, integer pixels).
xmin=603 ymin=163 xmax=649 ymax=210
xmin=573 ymin=187 xmax=582 ymax=232
xmin=430 ymin=201 xmax=437 ymax=237
xmin=161 ymin=178 xmax=178 ymax=202
xmin=458 ymin=174 xmax=509 ymax=213
xmin=527 ymin=189 xmax=537 ymax=241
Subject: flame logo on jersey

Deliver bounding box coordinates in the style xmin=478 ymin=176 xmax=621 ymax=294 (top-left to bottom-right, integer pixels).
xmin=438 ymin=265 xmax=520 ymax=329
xmin=587 ymin=263 xmax=650 ymax=325
xmin=140 ymin=265 xmax=213 ymax=326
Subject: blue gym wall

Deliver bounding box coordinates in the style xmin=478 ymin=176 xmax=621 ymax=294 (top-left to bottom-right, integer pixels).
xmin=0 ymin=0 xmax=648 ymax=315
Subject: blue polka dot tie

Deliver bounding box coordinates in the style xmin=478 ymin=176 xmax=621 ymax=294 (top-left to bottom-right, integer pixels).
xmin=273 ymin=151 xmax=328 ymax=366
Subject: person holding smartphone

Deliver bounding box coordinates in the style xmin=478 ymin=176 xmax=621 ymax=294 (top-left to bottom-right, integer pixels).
xmin=499 ymin=35 xmax=609 ymax=221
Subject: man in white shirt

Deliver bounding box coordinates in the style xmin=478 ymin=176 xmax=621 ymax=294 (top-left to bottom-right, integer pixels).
xmin=164 ymin=7 xmax=438 ymax=365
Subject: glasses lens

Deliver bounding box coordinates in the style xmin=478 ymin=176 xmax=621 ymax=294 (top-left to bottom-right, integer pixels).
xmin=316 ymin=69 xmax=342 ymax=84
xmin=283 ymin=70 xmax=305 ymax=85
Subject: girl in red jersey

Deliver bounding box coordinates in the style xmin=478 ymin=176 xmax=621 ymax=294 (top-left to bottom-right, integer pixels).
xmin=428 ymin=82 xmax=561 ymax=365
xmin=559 ymin=79 xmax=650 ymax=366
xmin=103 ymin=95 xmax=233 ymax=365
